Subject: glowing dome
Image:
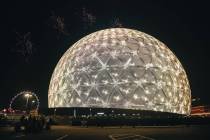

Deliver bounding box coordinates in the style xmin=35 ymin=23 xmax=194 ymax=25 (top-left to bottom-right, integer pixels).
xmin=48 ymin=28 xmax=191 ymax=115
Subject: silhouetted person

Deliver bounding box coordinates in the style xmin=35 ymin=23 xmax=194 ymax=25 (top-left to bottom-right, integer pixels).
xmin=46 ymin=117 xmax=52 ymax=130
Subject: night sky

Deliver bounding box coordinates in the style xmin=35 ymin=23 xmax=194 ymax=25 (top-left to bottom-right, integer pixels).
xmin=0 ymin=0 xmax=210 ymax=109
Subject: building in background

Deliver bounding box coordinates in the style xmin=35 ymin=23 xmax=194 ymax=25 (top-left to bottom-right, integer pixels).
xmin=48 ymin=28 xmax=191 ymax=116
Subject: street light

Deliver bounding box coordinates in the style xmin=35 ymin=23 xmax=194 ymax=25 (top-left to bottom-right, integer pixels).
xmin=89 ymin=108 xmax=92 ymax=116
xmin=31 ymin=100 xmax=35 ymax=109
xmin=54 ymin=108 xmax=56 ymax=117
xmin=192 ymin=98 xmax=200 ymax=102
xmin=24 ymin=93 xmax=32 ymax=110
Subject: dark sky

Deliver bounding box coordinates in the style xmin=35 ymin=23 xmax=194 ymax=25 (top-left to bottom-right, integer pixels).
xmin=0 ymin=0 xmax=209 ymax=109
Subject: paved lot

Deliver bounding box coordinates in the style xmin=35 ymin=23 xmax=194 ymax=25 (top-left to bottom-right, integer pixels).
xmin=0 ymin=125 xmax=210 ymax=140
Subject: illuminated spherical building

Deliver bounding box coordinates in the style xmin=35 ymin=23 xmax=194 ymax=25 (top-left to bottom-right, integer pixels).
xmin=48 ymin=28 xmax=191 ymax=115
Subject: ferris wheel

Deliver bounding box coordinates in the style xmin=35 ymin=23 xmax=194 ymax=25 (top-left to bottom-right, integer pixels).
xmin=9 ymin=91 xmax=40 ymax=111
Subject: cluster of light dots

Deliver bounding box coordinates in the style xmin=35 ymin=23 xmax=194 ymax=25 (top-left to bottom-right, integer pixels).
xmin=48 ymin=28 xmax=191 ymax=115
xmin=9 ymin=91 xmax=40 ymax=111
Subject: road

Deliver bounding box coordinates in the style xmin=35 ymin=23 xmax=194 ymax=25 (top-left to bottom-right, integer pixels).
xmin=1 ymin=125 xmax=210 ymax=140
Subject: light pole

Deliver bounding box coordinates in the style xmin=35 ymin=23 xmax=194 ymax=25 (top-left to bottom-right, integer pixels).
xmin=89 ymin=108 xmax=92 ymax=116
xmin=24 ymin=93 xmax=32 ymax=111
xmin=54 ymin=108 xmax=56 ymax=117
xmin=73 ymin=108 xmax=76 ymax=118
xmin=31 ymin=100 xmax=35 ymax=109
xmin=112 ymin=110 xmax=114 ymax=116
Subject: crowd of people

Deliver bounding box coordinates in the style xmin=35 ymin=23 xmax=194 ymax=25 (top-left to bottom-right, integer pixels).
xmin=70 ymin=115 xmax=210 ymax=127
xmin=14 ymin=115 xmax=52 ymax=133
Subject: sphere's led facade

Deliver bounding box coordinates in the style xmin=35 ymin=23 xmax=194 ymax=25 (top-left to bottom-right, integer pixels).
xmin=48 ymin=28 xmax=191 ymax=115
